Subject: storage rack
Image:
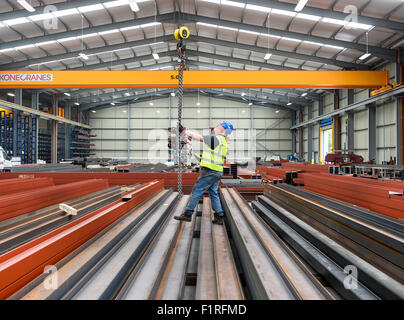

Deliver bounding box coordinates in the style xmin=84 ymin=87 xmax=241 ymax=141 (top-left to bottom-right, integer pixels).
xmin=57 ymin=126 xmax=66 ymax=162
xmin=0 ymin=111 xmax=37 ymax=164
xmin=70 ymin=127 xmax=96 ymax=158
xmin=38 ymin=129 xmax=51 ymax=163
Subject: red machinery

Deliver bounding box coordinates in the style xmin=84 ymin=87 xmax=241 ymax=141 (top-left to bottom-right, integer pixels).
xmin=325 ymin=153 xmax=364 ymax=164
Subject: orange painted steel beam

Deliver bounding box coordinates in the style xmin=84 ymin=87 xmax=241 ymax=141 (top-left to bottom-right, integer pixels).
xmin=0 ymin=179 xmax=109 ymax=222
xmin=0 ymin=177 xmax=54 ymax=196
xmin=0 ymin=172 xmax=200 ymax=186
xmin=0 ymin=70 xmax=389 ymax=89
xmin=0 ymin=180 xmax=164 ymax=299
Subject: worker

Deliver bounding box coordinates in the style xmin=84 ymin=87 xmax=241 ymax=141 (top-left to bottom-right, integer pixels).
xmin=174 ymin=121 xmax=234 ymax=225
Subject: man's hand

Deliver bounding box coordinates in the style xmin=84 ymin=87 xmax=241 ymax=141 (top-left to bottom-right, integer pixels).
xmin=179 ymin=124 xmax=186 ymax=133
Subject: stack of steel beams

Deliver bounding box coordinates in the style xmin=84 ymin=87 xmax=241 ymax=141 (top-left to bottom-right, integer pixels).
xmin=253 ymin=184 xmax=404 ymax=299
xmin=0 ymin=186 xmax=126 ymax=255
xmin=0 ymin=180 xmax=164 ymax=299
xmin=298 ymin=173 xmax=404 ymax=219
xmin=0 ymin=179 xmax=109 ymax=222
xmin=220 ymin=187 xmax=336 ymax=300
xmin=256 ymin=166 xmax=291 ymax=183
xmin=0 ymin=177 xmax=54 ymax=196
xmin=195 ymin=198 xmax=244 ymax=300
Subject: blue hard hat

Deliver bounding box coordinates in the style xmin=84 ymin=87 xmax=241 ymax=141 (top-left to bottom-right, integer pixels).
xmin=220 ymin=121 xmax=234 ymax=135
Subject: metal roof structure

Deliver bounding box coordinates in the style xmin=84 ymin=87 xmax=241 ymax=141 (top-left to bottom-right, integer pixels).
xmin=0 ymin=0 xmax=403 ymax=110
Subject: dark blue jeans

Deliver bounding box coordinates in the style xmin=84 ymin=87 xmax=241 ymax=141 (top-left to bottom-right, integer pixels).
xmin=184 ymin=168 xmax=224 ymax=217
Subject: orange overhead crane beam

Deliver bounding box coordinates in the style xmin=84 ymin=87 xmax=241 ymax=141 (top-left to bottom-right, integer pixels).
xmin=0 ymin=70 xmax=389 ymax=89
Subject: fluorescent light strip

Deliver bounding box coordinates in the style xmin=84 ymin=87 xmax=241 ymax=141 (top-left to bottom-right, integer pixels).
xmin=197 ymin=22 xmax=346 ymax=51
xmin=17 ymin=0 xmax=36 ymax=12
xmin=1 ymin=24 xmax=162 ymax=56
xmin=199 ymin=0 xmax=372 ymax=30
xmin=295 ymin=0 xmax=308 ymax=12
xmin=359 ymin=53 xmax=371 ymax=60
xmin=128 ymin=0 xmax=140 ymax=12
xmin=2 ymin=1 xmax=151 ymax=27
xmin=202 ymin=0 xmax=245 ymax=8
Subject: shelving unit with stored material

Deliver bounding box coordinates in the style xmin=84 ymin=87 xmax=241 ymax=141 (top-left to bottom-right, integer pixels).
xmin=0 ymin=110 xmax=13 ymax=159
xmin=70 ymin=127 xmax=96 ymax=158
xmin=38 ymin=129 xmax=51 ymax=163
xmin=57 ymin=127 xmax=65 ymax=162
xmin=0 ymin=110 xmax=37 ymax=164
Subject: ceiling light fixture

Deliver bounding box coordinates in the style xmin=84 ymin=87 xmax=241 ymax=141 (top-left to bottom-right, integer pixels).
xmin=301 ymin=93 xmax=308 ymax=97
xmin=359 ymin=53 xmax=371 ymax=60
xmin=171 ymin=92 xmax=176 ymax=97
xmin=128 ymin=0 xmax=140 ymax=12
xmin=152 ymin=52 xmax=160 ymax=60
xmin=74 ymin=102 xmax=80 ymax=106
xmin=287 ymin=102 xmax=292 ymax=106
xmin=248 ymin=102 xmax=253 ymax=106
xmin=359 ymin=31 xmax=371 ymax=61
xmin=264 ymin=11 xmax=272 ymax=61
xmin=7 ymin=93 xmax=15 ymax=97
xmin=91 ymin=110 xmax=96 ymax=113
xmin=197 ymin=89 xmax=201 ymax=106
xmin=295 ymin=0 xmax=308 ymax=12
xmin=275 ymin=110 xmax=280 ymax=113
xmin=64 ymin=93 xmax=71 ymax=96
xmin=111 ymin=102 xmax=116 ymax=105
xmin=17 ymin=0 xmax=36 ymax=12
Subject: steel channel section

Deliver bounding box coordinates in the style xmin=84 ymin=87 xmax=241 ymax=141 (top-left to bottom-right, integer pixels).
xmin=258 ymin=192 xmax=404 ymax=300
xmin=70 ymin=192 xmax=179 ymax=300
xmin=195 ymin=198 xmax=218 ymax=300
xmin=12 ymin=189 xmax=171 ymax=300
xmin=263 ymin=187 xmax=404 ymax=284
xmin=228 ymin=188 xmax=329 ymax=300
xmin=117 ymin=196 xmax=190 ymax=299
xmin=252 ymin=200 xmax=376 ymax=300
xmin=210 ymin=197 xmax=244 ymax=300
xmin=155 ymin=197 xmax=196 ymax=300
xmin=0 ymin=180 xmax=164 ymax=299
xmin=278 ymin=184 xmax=404 ymax=238
xmin=221 ymin=188 xmax=273 ymax=299
xmin=221 ymin=188 xmax=318 ymax=300
xmin=268 ymin=184 xmax=404 ymax=269
xmin=0 ymin=187 xmax=124 ymax=255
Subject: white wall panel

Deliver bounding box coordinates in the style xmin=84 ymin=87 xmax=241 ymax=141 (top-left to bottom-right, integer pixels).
xmin=90 ymin=94 xmax=292 ymax=161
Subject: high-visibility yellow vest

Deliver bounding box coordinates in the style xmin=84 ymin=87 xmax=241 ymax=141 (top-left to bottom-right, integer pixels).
xmin=200 ymin=135 xmax=228 ymax=172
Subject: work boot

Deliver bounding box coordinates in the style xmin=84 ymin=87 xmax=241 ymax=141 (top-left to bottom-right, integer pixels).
xmin=174 ymin=213 xmax=192 ymax=222
xmin=212 ymin=214 xmax=224 ymax=225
